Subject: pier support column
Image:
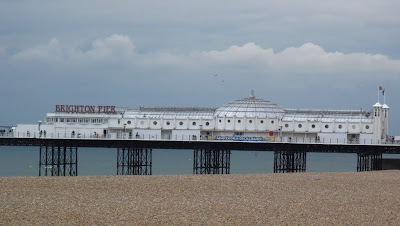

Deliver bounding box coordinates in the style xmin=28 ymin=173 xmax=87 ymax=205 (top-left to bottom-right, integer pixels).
xmin=357 ymin=151 xmax=382 ymax=172
xmin=193 ymin=149 xmax=230 ymax=174
xmin=274 ymin=144 xmax=306 ymax=173
xmin=117 ymin=147 xmax=152 ymax=175
xmin=39 ymin=145 xmax=78 ymax=176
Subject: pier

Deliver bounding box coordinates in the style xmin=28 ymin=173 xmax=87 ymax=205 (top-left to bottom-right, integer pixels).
xmin=1 ymin=136 xmax=400 ymax=176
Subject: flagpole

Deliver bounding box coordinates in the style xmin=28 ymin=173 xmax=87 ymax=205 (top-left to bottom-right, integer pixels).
xmin=384 ymin=89 xmax=386 ymax=104
xmin=378 ymin=87 xmax=380 ymax=103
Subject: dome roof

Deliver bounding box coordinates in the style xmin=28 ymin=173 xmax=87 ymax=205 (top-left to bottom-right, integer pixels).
xmin=373 ymin=102 xmax=382 ymax=107
xmin=215 ymin=94 xmax=285 ymax=118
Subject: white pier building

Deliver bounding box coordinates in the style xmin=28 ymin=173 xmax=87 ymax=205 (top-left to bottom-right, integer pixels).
xmin=14 ymin=92 xmax=391 ymax=144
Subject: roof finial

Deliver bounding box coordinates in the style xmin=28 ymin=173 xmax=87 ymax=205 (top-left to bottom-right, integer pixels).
xmin=250 ymin=89 xmax=255 ymax=98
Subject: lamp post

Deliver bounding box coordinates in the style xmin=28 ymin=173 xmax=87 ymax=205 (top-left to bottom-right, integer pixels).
xmin=38 ymin=120 xmax=42 ymax=138
xmin=123 ymin=123 xmax=127 ymax=139
xmin=199 ymin=125 xmax=203 ymax=140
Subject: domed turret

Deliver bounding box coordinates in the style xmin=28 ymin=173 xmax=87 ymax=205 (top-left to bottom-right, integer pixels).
xmin=214 ymin=92 xmax=285 ymax=118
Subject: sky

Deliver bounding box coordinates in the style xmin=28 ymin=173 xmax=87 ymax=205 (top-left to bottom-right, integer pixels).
xmin=1 ymin=0 xmax=400 ymax=134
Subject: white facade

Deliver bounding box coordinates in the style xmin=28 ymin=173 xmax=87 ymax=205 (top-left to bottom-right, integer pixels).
xmin=13 ymin=93 xmax=391 ymax=144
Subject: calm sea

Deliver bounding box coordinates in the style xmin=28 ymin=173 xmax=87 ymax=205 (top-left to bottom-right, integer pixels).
xmin=0 ymin=146 xmax=397 ymax=177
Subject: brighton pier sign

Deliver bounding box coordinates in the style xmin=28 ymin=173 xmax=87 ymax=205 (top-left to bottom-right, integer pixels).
xmin=55 ymin=105 xmax=117 ymax=114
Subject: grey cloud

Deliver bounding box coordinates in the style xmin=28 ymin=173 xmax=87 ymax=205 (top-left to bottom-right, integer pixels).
xmin=9 ymin=35 xmax=400 ymax=80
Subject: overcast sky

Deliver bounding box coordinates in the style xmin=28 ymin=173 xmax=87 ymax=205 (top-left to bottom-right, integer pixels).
xmin=1 ymin=0 xmax=400 ymax=134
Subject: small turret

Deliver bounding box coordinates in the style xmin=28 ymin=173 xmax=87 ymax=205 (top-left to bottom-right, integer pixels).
xmin=373 ymin=102 xmax=383 ymax=143
xmin=382 ymin=104 xmax=390 ymax=141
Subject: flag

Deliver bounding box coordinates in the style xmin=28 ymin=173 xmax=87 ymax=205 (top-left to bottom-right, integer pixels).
xmin=379 ymin=86 xmax=383 ymax=90
xmin=382 ymin=88 xmax=385 ymax=96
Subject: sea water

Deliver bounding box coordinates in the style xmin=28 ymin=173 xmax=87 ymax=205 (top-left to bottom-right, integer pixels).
xmin=0 ymin=146 xmax=397 ymax=177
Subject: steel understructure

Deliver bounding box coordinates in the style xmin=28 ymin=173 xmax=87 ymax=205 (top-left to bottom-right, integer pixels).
xmin=274 ymin=145 xmax=306 ymax=173
xmin=193 ymin=149 xmax=231 ymax=174
xmin=357 ymin=152 xmax=382 ymax=171
xmin=39 ymin=145 xmax=77 ymax=176
xmin=1 ymin=138 xmax=399 ymax=176
xmin=117 ymin=147 xmax=152 ymax=175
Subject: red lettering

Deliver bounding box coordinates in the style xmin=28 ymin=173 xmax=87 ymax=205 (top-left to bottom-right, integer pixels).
xmin=89 ymin=106 xmax=95 ymax=113
xmin=56 ymin=104 xmax=117 ymax=114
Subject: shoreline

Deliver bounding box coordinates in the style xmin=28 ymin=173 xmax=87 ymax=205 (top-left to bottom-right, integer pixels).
xmin=1 ymin=171 xmax=399 ymax=225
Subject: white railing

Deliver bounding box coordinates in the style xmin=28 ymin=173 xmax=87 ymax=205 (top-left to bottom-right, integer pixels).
xmin=1 ymin=132 xmax=399 ymax=145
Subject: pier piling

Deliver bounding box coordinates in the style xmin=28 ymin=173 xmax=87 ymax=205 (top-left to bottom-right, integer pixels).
xmin=274 ymin=144 xmax=306 ymax=173
xmin=117 ymin=147 xmax=152 ymax=175
xmin=39 ymin=144 xmax=78 ymax=176
xmin=193 ymin=149 xmax=231 ymax=174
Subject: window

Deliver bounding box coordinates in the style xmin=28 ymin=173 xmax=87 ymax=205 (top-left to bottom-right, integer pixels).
xmin=179 ymin=121 xmax=183 ymax=126
xmin=118 ymin=119 xmax=120 ymax=124
xmin=60 ymin=118 xmax=64 ymax=122
xmin=311 ymin=124 xmax=316 ymax=128
xmin=127 ymin=121 xmax=131 ymax=124
xmin=205 ymin=122 xmax=210 ymax=126
xmin=352 ymin=125 xmax=356 ymax=129
xmin=285 ymin=123 xmax=289 ymax=128
xmin=298 ymin=124 xmax=302 ymax=128
xmin=238 ymin=120 xmax=241 ymax=123
xmin=260 ymin=120 xmax=264 ymax=123
xmin=166 ymin=121 xmax=170 ymax=125
xmin=366 ymin=125 xmax=370 ymax=129
xmin=325 ymin=125 xmax=329 ymax=129
xmin=153 ymin=121 xmax=157 ymax=125
xmin=338 ymin=125 xmax=342 ymax=129
xmin=271 ymin=120 xmax=274 ymax=124
xmin=192 ymin=122 xmax=196 ymax=126
xmin=227 ymin=120 xmax=231 ymax=123
xmin=219 ymin=119 xmax=222 ymax=123
xmin=249 ymin=120 xmax=252 ymax=123
xmin=234 ymin=132 xmax=244 ymax=136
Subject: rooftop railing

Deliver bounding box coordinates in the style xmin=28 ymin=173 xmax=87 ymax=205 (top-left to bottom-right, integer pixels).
xmin=1 ymin=132 xmax=399 ymax=145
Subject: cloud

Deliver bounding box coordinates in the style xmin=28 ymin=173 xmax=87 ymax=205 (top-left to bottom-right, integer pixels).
xmin=11 ymin=38 xmax=64 ymax=63
xmin=84 ymin=34 xmax=136 ymax=60
xmin=8 ymin=34 xmax=400 ymax=79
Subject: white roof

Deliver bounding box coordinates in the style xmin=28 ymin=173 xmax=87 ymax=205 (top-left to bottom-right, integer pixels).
xmin=124 ymin=107 xmax=215 ymax=120
xmin=214 ymin=96 xmax=285 ymax=118
xmin=49 ymin=95 xmax=375 ymax=124
xmin=373 ymin=102 xmax=382 ymax=107
xmin=283 ymin=109 xmax=373 ymax=123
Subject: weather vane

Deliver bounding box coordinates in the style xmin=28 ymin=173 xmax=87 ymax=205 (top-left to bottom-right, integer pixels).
xmin=250 ymin=89 xmax=255 ymax=98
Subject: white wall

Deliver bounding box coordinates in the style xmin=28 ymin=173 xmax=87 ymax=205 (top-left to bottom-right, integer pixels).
xmin=132 ymin=129 xmax=161 ymax=140
xmin=359 ymin=133 xmax=374 ymax=144
xmin=317 ymin=132 xmax=348 ymax=144
xmin=172 ymin=129 xmax=200 ymax=140
xmin=14 ymin=124 xmax=39 ymax=137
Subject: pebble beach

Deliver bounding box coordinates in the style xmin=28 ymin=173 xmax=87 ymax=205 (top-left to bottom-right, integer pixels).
xmin=1 ymin=171 xmax=399 ymax=225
